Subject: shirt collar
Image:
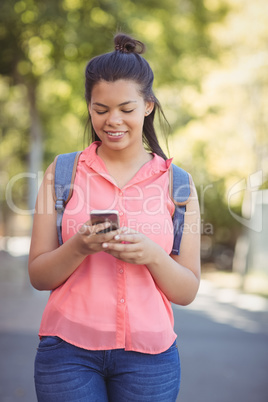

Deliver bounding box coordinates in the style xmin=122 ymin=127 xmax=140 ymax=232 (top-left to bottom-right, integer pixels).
xmin=80 ymin=141 xmax=173 ymax=187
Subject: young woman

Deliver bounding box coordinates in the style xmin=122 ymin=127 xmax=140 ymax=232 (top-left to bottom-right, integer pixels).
xmin=29 ymin=33 xmax=200 ymax=402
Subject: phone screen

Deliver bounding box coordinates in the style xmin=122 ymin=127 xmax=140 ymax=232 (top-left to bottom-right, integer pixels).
xmin=90 ymin=210 xmax=119 ymax=233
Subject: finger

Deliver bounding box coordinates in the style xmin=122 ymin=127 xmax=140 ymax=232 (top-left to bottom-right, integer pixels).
xmin=94 ymin=225 xmax=127 ymax=237
xmin=92 ymin=227 xmax=127 ymax=244
xmin=105 ymin=249 xmax=143 ymax=264
xmin=80 ymin=221 xmax=111 ymax=236
xmin=95 ymin=226 xmax=127 ymax=242
xmin=112 ymin=233 xmax=140 ymax=244
xmin=102 ymin=241 xmax=139 ymax=252
xmin=118 ymin=227 xmax=138 ymax=235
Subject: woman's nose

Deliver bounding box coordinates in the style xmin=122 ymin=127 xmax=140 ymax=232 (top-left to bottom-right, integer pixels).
xmin=105 ymin=111 xmax=122 ymax=126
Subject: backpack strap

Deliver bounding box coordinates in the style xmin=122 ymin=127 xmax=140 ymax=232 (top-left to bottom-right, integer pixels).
xmin=52 ymin=153 xmax=192 ymax=252
xmin=53 ymin=151 xmax=82 ymax=245
xmin=169 ymin=163 xmax=192 ymax=255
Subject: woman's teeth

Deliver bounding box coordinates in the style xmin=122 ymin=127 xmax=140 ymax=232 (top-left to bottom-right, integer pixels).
xmin=107 ymin=132 xmax=125 ymax=137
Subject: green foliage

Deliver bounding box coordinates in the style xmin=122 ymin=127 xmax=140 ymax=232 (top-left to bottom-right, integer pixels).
xmin=0 ymin=0 xmax=230 ymax=235
xmin=0 ymin=0 xmax=229 ymax=166
xmin=260 ymin=179 xmax=268 ymax=190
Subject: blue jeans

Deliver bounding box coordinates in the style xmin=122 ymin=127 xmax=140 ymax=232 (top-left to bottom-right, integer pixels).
xmin=34 ymin=336 xmax=181 ymax=401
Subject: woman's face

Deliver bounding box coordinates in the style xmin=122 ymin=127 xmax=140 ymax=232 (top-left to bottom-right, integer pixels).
xmin=88 ymin=79 xmax=153 ymax=154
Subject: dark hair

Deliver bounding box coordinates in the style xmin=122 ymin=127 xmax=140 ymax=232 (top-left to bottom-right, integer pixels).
xmin=85 ymin=33 xmax=169 ymax=159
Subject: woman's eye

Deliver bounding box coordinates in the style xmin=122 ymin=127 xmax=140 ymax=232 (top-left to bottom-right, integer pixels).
xmin=122 ymin=109 xmax=134 ymax=114
xmin=96 ymin=110 xmax=107 ymax=115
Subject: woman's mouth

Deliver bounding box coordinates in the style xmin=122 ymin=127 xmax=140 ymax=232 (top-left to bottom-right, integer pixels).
xmin=106 ymin=131 xmax=125 ymax=137
xmin=105 ymin=131 xmax=126 ymax=140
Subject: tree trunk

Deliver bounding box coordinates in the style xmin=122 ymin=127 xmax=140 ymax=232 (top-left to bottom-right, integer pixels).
xmin=27 ymin=84 xmax=43 ymax=213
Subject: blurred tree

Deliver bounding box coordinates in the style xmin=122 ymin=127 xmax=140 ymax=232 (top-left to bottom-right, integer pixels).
xmin=170 ymin=0 xmax=268 ymax=255
xmin=0 ymin=0 xmax=228 ymax=234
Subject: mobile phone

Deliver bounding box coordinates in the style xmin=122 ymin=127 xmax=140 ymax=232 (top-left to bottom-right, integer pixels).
xmin=90 ymin=210 xmax=120 ymax=233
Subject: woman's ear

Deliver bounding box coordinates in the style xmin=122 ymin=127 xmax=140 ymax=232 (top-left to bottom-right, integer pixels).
xmin=144 ymin=101 xmax=154 ymax=117
xmin=88 ymin=104 xmax=92 ymax=115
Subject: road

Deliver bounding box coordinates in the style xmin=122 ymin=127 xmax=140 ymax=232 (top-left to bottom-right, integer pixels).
xmin=0 ymin=251 xmax=268 ymax=402
xmin=174 ymin=280 xmax=268 ymax=402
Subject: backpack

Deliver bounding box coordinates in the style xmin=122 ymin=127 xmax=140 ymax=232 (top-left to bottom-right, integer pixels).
xmin=53 ymin=151 xmax=192 ymax=255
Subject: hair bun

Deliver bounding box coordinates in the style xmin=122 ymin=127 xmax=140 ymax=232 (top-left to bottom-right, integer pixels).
xmin=114 ymin=33 xmax=145 ymax=54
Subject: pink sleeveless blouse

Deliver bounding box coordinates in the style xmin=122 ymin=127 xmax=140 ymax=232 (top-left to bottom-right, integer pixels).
xmin=39 ymin=142 xmax=177 ymax=354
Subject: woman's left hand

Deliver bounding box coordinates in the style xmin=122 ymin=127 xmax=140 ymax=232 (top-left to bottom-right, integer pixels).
xmin=102 ymin=228 xmax=158 ymax=265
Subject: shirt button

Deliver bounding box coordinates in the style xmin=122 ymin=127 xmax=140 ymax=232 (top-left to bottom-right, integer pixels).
xmin=120 ymin=298 xmax=125 ymax=304
xmin=119 ymin=190 xmax=123 ymax=196
xmin=119 ymin=269 xmax=124 ymax=274
xmin=119 ymin=211 xmax=124 ymax=216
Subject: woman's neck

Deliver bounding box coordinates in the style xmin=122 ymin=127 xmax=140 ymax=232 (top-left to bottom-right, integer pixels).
xmin=96 ymin=143 xmax=153 ymax=188
xmin=97 ymin=142 xmax=150 ymax=166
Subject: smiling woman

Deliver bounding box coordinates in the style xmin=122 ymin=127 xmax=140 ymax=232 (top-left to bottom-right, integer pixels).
xmin=88 ymin=79 xmax=153 ymax=159
xmin=85 ymin=33 xmax=168 ymax=161
xmin=29 ymin=32 xmax=200 ymax=402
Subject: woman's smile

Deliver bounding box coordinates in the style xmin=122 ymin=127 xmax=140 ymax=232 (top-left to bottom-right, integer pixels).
xmin=105 ymin=130 xmax=127 ymax=139
xmin=88 ymin=79 xmax=152 ymax=154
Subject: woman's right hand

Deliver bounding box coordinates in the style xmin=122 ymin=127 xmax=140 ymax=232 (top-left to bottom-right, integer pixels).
xmin=74 ymin=221 xmax=124 ymax=257
xmin=28 ymin=163 xmax=122 ymax=291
